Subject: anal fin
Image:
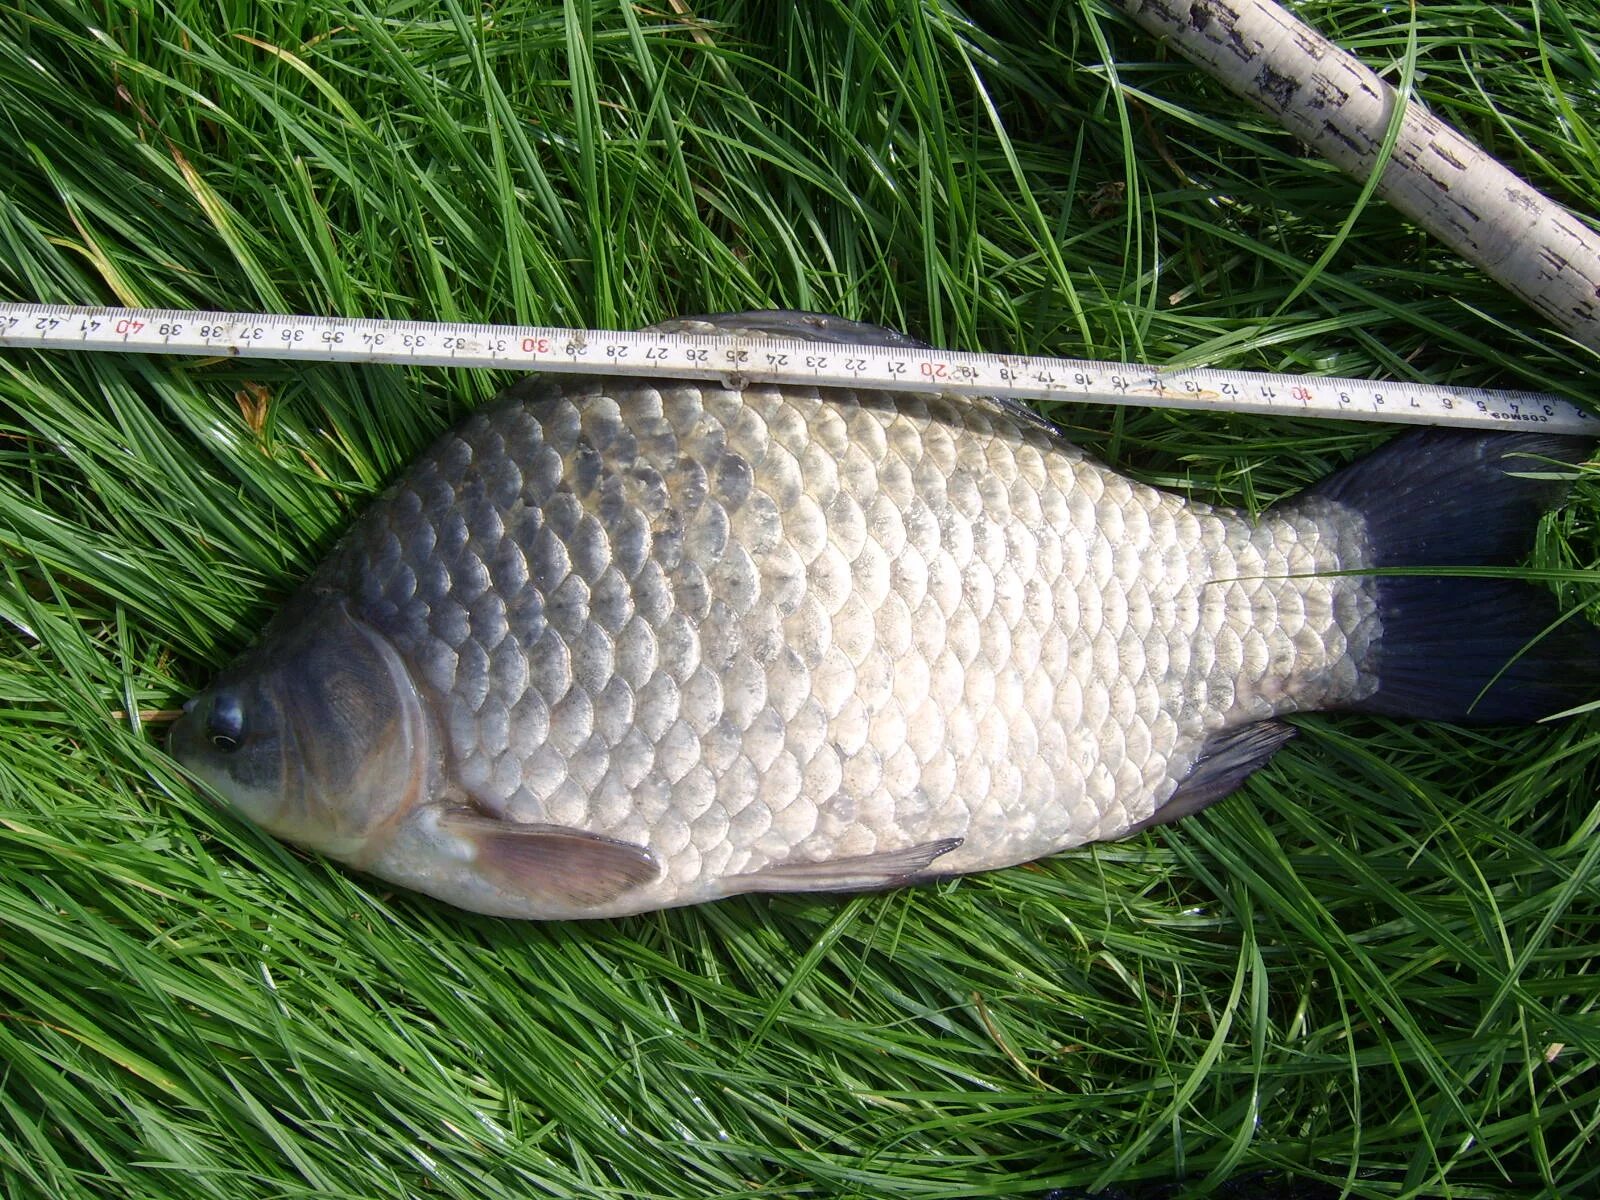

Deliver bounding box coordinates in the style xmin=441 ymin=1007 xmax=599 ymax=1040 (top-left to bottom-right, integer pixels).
xmin=1130 ymin=721 xmax=1296 ymax=833
xmin=725 ymin=837 xmax=964 ymax=896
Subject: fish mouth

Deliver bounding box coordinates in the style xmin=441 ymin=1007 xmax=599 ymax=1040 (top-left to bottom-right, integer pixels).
xmin=166 ymin=701 xmax=199 ymax=761
xmin=165 ymin=705 xmax=229 ymax=805
xmin=169 ymin=692 xmax=207 ymax=766
xmin=164 ymin=705 xmax=222 ymax=810
xmin=166 ymin=690 xmax=228 ymax=783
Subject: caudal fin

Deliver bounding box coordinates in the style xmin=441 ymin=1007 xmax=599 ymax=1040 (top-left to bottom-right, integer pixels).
xmin=1298 ymin=428 xmax=1599 ymax=724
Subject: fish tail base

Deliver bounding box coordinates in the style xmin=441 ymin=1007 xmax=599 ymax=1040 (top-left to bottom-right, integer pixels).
xmin=1301 ymin=428 xmax=1599 ymax=724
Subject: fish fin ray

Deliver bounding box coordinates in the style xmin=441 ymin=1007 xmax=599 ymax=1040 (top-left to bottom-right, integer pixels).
xmin=646 ymin=311 xmax=1069 ymax=438
xmin=1293 ymin=429 xmax=1600 ymax=722
xmin=1352 ymin=578 xmax=1600 ymax=722
xmin=724 ymin=837 xmax=964 ymax=896
xmin=646 ymin=310 xmax=930 ymax=349
xmin=438 ymin=811 xmax=660 ymax=907
xmin=1294 ymin=428 xmax=1591 ymax=565
xmin=1131 ymin=721 xmax=1297 ymax=833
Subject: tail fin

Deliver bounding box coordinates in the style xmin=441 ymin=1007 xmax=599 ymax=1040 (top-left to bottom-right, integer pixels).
xmin=1296 ymin=428 xmax=1598 ymax=724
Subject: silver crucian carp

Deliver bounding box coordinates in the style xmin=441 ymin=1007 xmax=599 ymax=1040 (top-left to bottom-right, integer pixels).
xmin=169 ymin=311 xmax=1597 ymax=917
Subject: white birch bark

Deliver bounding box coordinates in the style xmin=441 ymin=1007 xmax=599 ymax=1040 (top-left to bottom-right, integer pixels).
xmin=1122 ymin=0 xmax=1600 ymax=354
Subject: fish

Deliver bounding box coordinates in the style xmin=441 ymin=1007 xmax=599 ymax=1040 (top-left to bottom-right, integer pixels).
xmin=168 ymin=310 xmax=1599 ymax=919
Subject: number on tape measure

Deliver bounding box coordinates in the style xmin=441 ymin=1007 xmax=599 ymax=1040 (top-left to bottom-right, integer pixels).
xmin=0 ymin=302 xmax=1590 ymax=433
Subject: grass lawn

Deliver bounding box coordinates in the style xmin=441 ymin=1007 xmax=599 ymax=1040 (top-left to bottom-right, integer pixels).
xmin=2 ymin=1 xmax=1599 ymax=1196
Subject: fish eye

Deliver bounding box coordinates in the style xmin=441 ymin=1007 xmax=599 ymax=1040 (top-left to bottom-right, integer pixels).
xmin=207 ymin=693 xmax=245 ymax=752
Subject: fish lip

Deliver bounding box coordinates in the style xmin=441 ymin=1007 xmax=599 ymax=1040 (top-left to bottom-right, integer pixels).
xmin=166 ymin=708 xmax=189 ymax=755
xmin=163 ymin=712 xmax=215 ymax=803
xmin=166 ymin=705 xmax=201 ymax=766
xmin=169 ymin=687 xmax=207 ymax=759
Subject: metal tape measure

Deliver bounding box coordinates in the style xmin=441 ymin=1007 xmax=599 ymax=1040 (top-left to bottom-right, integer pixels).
xmin=1 ymin=303 xmax=1591 ymax=434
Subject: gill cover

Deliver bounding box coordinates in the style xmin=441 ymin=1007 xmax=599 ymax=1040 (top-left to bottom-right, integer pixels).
xmin=171 ymin=601 xmax=430 ymax=862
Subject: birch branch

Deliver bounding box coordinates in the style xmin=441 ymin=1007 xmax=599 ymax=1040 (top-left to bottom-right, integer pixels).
xmin=1122 ymin=0 xmax=1600 ymax=354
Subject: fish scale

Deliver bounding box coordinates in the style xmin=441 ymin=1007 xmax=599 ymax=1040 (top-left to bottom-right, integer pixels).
xmin=168 ymin=312 xmax=1596 ymax=919
xmin=282 ymin=372 xmax=1372 ymax=914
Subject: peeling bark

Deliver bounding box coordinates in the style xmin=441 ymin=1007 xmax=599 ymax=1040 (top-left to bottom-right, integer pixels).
xmin=1123 ymin=0 xmax=1600 ymax=352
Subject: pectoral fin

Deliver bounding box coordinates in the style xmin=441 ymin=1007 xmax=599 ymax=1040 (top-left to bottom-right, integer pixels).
xmin=438 ymin=811 xmax=661 ymax=907
xmin=724 ymin=837 xmax=964 ymax=896
xmin=1130 ymin=721 xmax=1296 ymax=833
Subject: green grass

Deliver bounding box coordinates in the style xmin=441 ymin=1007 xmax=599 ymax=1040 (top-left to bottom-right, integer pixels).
xmin=2 ymin=0 xmax=1599 ymax=1196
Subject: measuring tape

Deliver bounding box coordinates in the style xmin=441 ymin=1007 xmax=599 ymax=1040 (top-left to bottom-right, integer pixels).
xmin=1 ymin=303 xmax=1591 ymax=434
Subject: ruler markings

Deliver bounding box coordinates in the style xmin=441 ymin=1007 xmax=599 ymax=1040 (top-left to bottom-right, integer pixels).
xmin=0 ymin=303 xmax=1589 ymax=433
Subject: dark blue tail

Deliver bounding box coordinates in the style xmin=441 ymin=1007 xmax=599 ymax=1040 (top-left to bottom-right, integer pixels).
xmin=1296 ymin=428 xmax=1598 ymax=724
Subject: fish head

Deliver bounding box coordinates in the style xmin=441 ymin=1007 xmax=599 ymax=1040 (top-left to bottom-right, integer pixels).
xmin=169 ymin=599 xmax=431 ymax=863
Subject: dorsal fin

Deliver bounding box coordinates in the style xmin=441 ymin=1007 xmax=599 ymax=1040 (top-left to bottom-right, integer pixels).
xmin=646 ymin=310 xmax=1066 ymax=436
xmin=647 ymin=310 xmax=930 ymax=348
